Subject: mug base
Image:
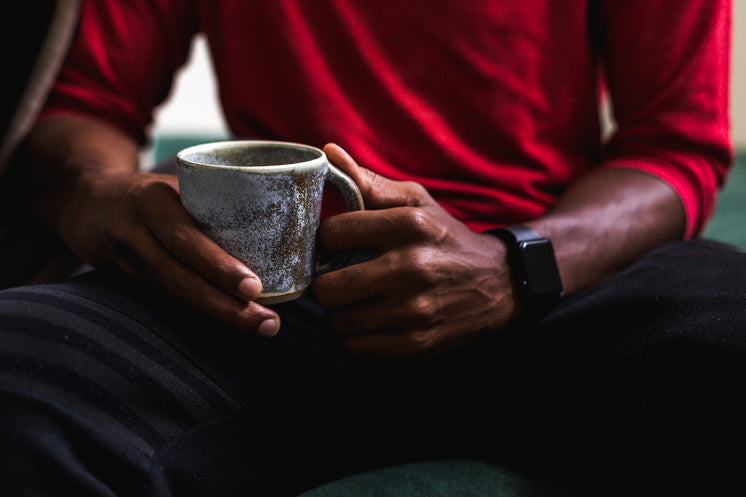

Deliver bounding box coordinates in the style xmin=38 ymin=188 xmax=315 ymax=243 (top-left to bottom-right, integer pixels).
xmin=255 ymin=288 xmax=305 ymax=305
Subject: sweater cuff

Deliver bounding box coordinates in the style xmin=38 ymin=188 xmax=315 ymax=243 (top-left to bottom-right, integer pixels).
xmin=600 ymin=155 xmax=722 ymax=239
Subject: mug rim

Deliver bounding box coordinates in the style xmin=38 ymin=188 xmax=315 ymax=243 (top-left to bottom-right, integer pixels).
xmin=176 ymin=140 xmax=326 ymax=172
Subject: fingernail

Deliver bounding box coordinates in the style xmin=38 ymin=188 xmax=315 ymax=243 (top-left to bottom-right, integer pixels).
xmin=238 ymin=277 xmax=261 ymax=300
xmin=257 ymin=318 xmax=280 ymax=338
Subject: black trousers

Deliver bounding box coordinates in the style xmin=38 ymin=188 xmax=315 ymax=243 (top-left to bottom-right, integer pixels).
xmin=1 ymin=240 xmax=745 ymax=496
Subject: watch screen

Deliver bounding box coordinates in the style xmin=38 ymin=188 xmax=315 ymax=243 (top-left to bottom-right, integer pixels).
xmin=517 ymin=240 xmax=563 ymax=298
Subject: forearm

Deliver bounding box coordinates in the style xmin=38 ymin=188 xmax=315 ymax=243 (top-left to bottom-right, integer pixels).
xmin=18 ymin=114 xmax=140 ymax=235
xmin=16 ymin=114 xmax=280 ymax=335
xmin=525 ymin=168 xmax=686 ymax=297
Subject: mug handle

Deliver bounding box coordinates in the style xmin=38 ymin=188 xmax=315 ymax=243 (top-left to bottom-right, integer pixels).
xmin=316 ymin=164 xmax=365 ymax=274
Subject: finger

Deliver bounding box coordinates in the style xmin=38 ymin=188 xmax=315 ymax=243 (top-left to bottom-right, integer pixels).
xmin=326 ymin=294 xmax=431 ymax=335
xmin=114 ymin=226 xmax=280 ymax=337
xmin=320 ymin=206 xmax=445 ymax=251
xmin=342 ymin=328 xmax=442 ymax=357
xmin=150 ymin=172 xmax=180 ymax=193
xmin=314 ymin=247 xmax=445 ymax=308
xmin=136 ymin=181 xmax=263 ymax=301
xmin=323 ymin=143 xmax=434 ymax=209
xmin=312 ymin=256 xmax=399 ymax=308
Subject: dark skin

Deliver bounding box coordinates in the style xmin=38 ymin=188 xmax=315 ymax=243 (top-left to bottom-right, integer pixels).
xmin=18 ymin=114 xmax=685 ymax=355
xmin=316 ymin=145 xmax=685 ymax=355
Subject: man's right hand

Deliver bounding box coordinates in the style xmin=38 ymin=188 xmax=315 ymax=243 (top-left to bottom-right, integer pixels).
xmin=20 ymin=116 xmax=280 ymax=337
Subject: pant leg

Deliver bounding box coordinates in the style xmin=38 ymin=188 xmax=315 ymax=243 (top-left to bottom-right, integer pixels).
xmin=0 ymin=268 xmax=369 ymax=496
xmin=496 ymin=239 xmax=746 ymax=494
xmin=2 ymin=240 xmax=745 ymax=495
xmin=345 ymin=239 xmax=746 ymax=495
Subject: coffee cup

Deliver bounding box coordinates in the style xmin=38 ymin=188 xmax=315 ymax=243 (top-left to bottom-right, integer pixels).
xmin=176 ymin=140 xmax=364 ymax=304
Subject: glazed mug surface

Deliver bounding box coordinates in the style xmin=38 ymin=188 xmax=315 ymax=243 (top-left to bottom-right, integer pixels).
xmin=176 ymin=140 xmax=364 ymax=304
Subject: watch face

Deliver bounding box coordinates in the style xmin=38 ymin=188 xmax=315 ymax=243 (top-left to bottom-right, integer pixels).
xmin=517 ymin=240 xmax=563 ymax=298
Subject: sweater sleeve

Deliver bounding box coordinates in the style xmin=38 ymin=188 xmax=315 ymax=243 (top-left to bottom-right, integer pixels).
xmin=40 ymin=0 xmax=199 ymax=146
xmin=595 ymin=0 xmax=732 ymax=238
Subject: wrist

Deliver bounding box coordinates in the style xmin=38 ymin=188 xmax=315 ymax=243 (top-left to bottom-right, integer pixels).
xmin=484 ymin=225 xmax=563 ymax=320
xmin=475 ymin=232 xmax=523 ymax=329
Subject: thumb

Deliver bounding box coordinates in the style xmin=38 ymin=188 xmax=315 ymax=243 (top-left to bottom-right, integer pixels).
xmin=323 ymin=143 xmax=431 ymax=209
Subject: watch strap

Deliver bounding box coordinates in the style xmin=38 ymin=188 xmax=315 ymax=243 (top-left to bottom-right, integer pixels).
xmin=489 ymin=225 xmax=543 ymax=246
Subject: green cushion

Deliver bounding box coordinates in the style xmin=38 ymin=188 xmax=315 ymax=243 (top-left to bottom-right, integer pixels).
xmin=297 ymin=460 xmax=577 ymax=497
xmin=152 ymin=133 xmax=229 ymax=163
xmin=703 ymin=151 xmax=746 ymax=250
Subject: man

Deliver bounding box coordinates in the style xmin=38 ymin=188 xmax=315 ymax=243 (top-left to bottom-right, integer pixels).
xmin=1 ymin=1 xmax=743 ymax=496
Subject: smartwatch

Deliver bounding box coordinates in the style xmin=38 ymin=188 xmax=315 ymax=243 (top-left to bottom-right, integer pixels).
xmin=484 ymin=225 xmax=563 ymax=318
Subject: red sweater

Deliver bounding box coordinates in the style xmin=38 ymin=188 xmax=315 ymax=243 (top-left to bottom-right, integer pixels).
xmin=42 ymin=0 xmax=732 ymax=237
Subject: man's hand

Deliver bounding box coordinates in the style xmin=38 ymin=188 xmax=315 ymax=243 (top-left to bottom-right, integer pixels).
xmin=312 ymin=144 xmax=518 ymax=356
xmin=20 ymin=116 xmax=280 ymax=337
xmin=66 ymin=172 xmax=281 ymax=336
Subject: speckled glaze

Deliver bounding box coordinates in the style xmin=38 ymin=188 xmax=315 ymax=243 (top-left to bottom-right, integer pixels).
xmin=176 ymin=141 xmax=364 ymax=304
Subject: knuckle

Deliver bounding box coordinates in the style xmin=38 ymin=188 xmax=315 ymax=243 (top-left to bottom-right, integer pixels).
xmin=389 ymin=250 xmax=425 ymax=284
xmin=401 ymin=249 xmax=441 ymax=285
xmin=124 ymin=178 xmax=151 ymax=207
xmin=402 ymin=207 xmax=431 ymax=234
xmin=165 ymin=225 xmax=192 ymax=253
xmin=407 ymin=295 xmax=434 ymax=321
xmin=405 ymin=329 xmax=438 ymax=354
xmin=407 ymin=248 xmax=431 ymax=270
xmin=398 ymin=208 xmax=444 ymax=242
xmin=402 ymin=181 xmax=427 ymax=206
xmin=129 ymin=178 xmax=175 ymax=215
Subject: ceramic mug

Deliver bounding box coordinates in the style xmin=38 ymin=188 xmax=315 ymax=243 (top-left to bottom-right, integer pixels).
xmin=176 ymin=140 xmax=364 ymax=304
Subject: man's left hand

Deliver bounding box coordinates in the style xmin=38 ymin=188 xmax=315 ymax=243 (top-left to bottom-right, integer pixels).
xmin=312 ymin=144 xmax=518 ymax=356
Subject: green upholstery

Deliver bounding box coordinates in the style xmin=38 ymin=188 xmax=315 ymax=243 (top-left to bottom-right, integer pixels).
xmin=703 ymin=152 xmax=746 ymax=250
xmin=298 ymin=460 xmax=576 ymax=497
xmin=152 ymin=133 xmax=229 ymax=164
